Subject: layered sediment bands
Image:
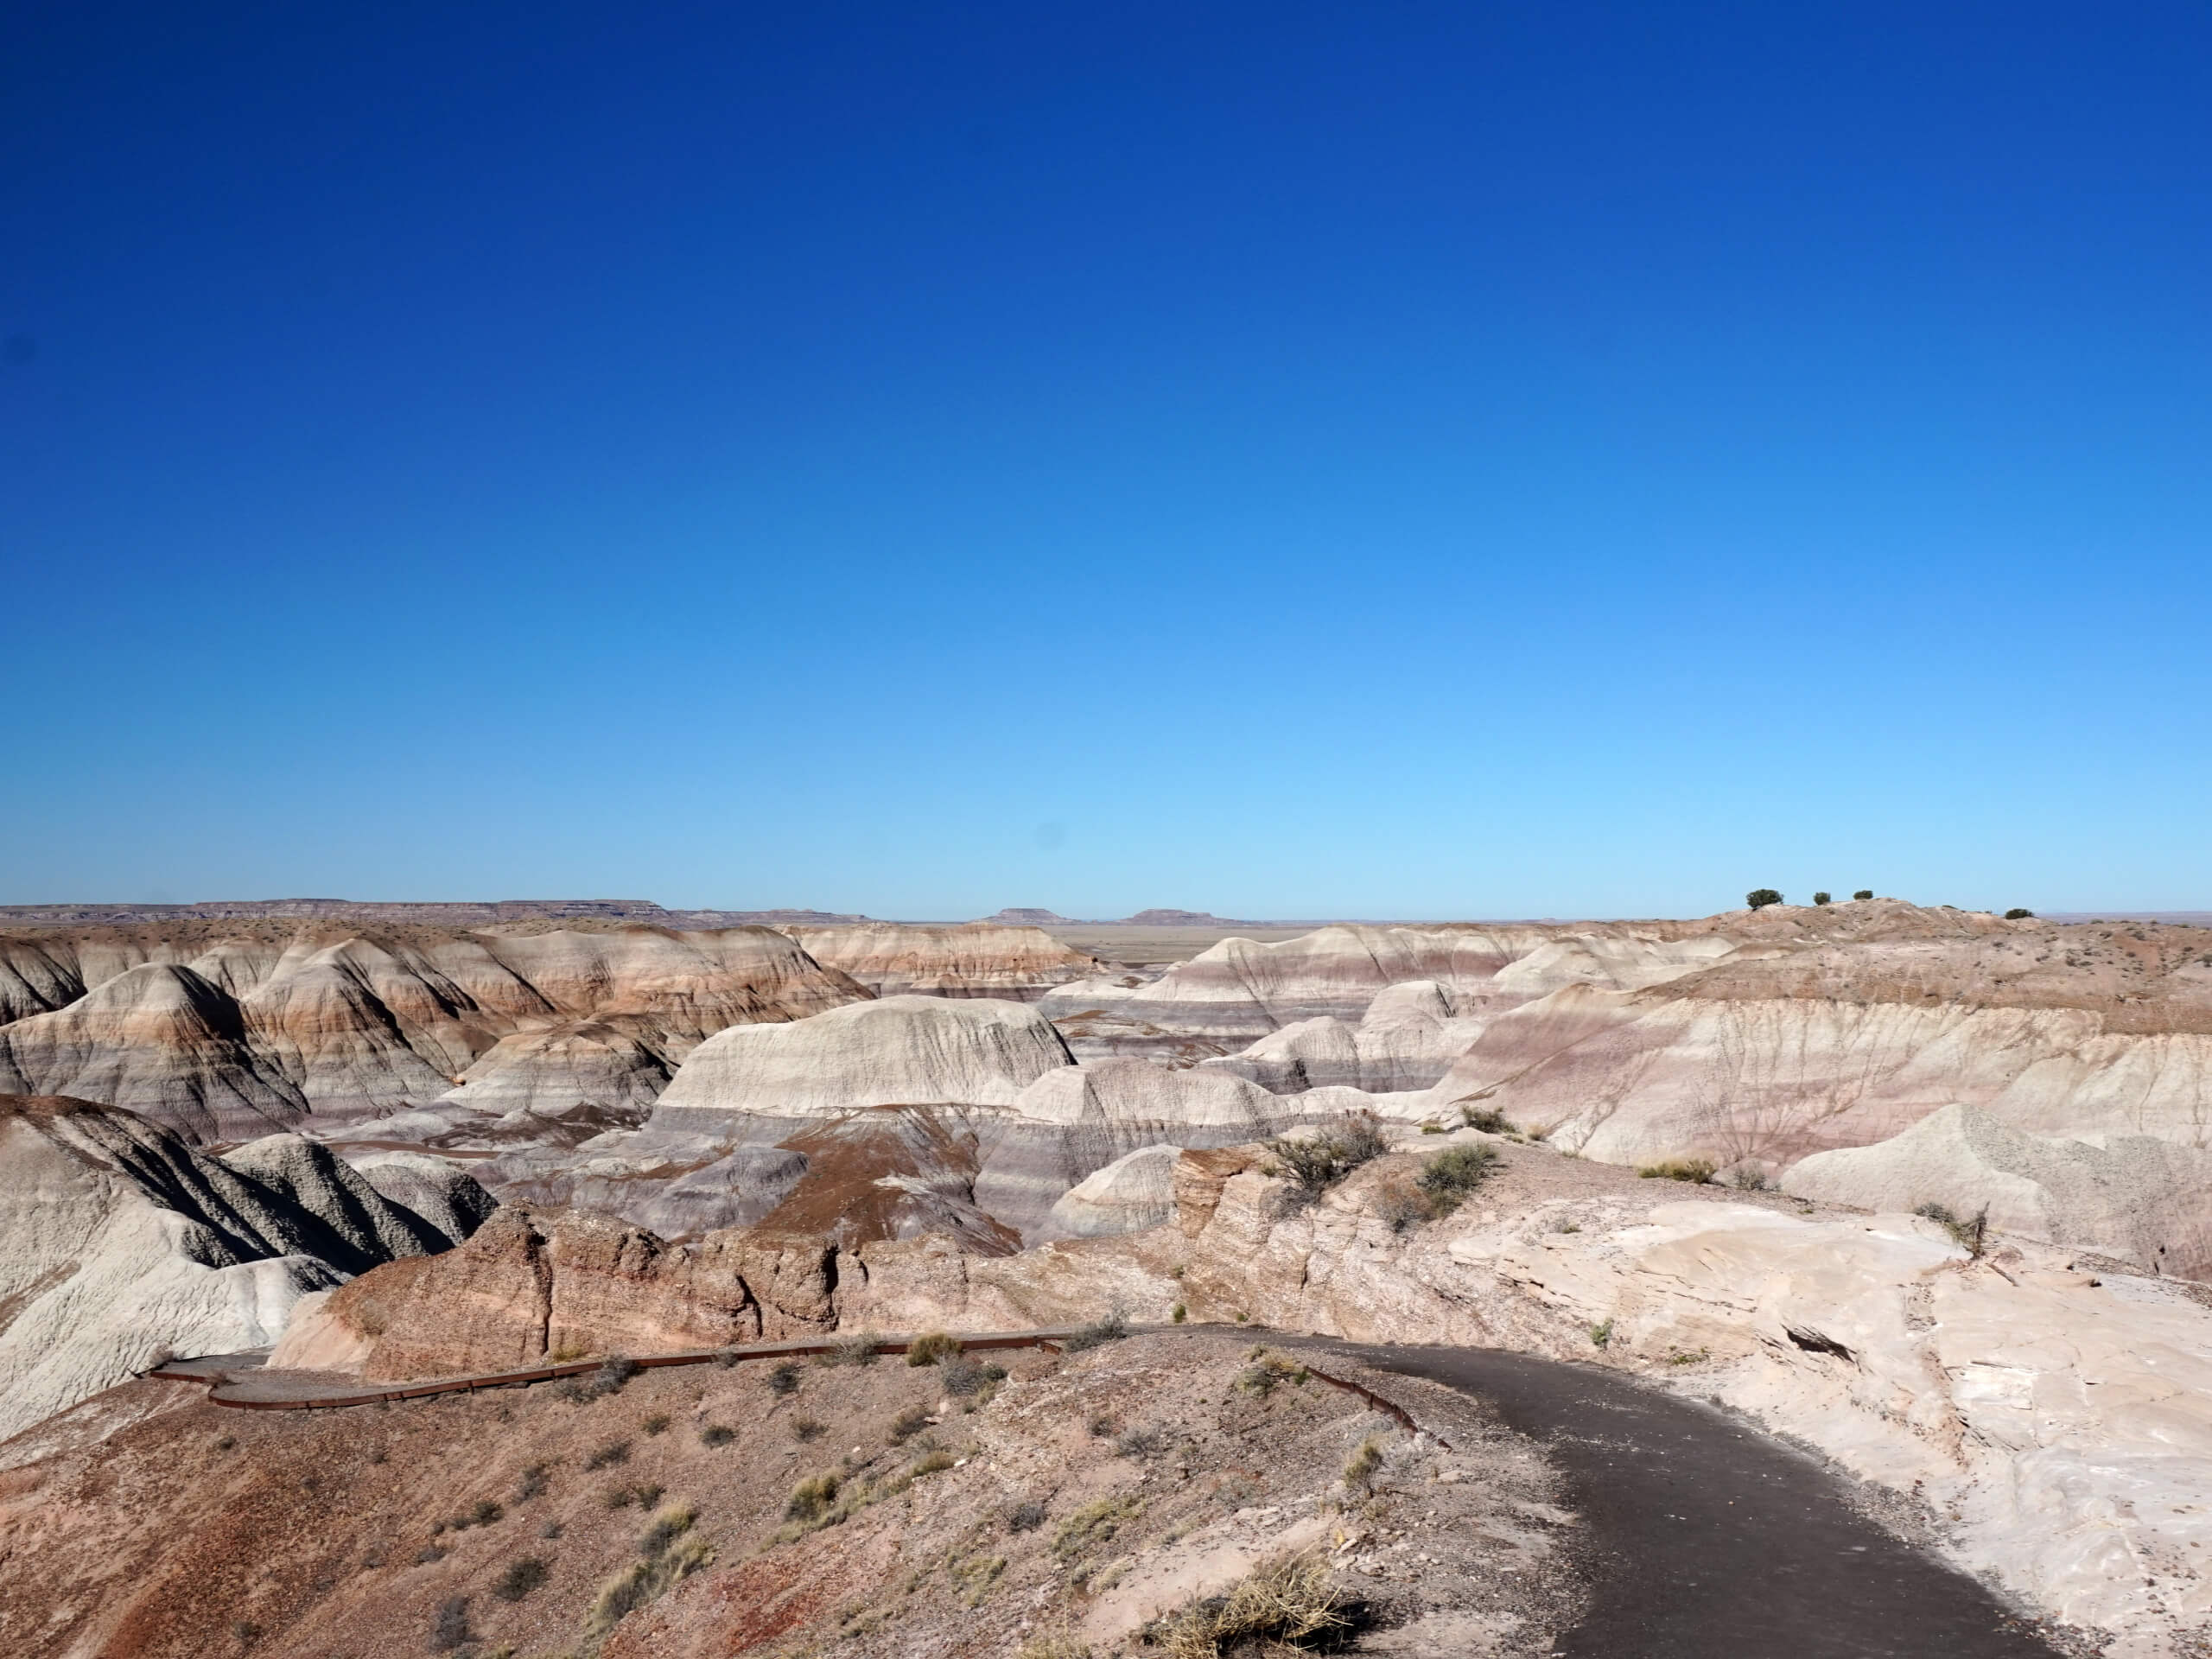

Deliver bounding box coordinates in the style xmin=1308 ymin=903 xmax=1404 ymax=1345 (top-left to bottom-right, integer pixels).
xmin=1428 ymin=976 xmax=2212 ymax=1168
xmin=1037 ymin=922 xmax=1743 ymax=1061
xmin=0 ymin=923 xmax=865 ymax=1141
xmin=1782 ymin=1104 xmax=2212 ymax=1279
xmin=0 ymin=964 xmax=309 ymax=1141
xmin=272 ymin=1201 xmax=838 ymax=1376
xmin=1203 ymin=979 xmax=1490 ymax=1093
xmin=651 ymin=995 xmax=1076 ymax=1122
xmin=782 ymin=922 xmax=1100 ymax=1000
xmin=0 ymin=1096 xmax=492 ymax=1440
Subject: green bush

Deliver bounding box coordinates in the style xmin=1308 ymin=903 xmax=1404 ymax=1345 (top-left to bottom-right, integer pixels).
xmin=1812 ymin=891 xmax=1832 ymax=906
xmin=1853 ymin=889 xmax=1874 ymax=900
xmin=1416 ymin=1144 xmax=1500 ymax=1216
xmin=1745 ymin=889 xmax=1783 ymax=910
xmin=785 ymin=1471 xmax=842 ymax=1522
xmin=906 ymin=1332 xmax=961 ymax=1366
xmin=1263 ymin=1116 xmax=1389 ymax=1194
xmin=1637 ymin=1158 xmax=1716 ymax=1183
xmin=1062 ymin=1313 xmax=1128 ymax=1353
xmin=1458 ymin=1103 xmax=1510 ymax=1133
xmin=2005 ymin=907 xmax=2034 ymax=920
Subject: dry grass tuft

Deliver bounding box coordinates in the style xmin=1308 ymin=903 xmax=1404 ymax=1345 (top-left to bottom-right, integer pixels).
xmin=1637 ymin=1159 xmax=1717 ymax=1184
xmin=906 ymin=1331 xmax=961 ymax=1366
xmin=1151 ymin=1554 xmax=1353 ymax=1659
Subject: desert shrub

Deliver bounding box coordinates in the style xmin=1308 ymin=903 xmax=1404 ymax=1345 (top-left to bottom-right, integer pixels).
xmin=1416 ymin=1144 xmax=1499 ymax=1216
xmin=1006 ymin=1498 xmax=1049 ymax=1534
xmin=786 ymin=1471 xmax=842 ymax=1522
xmin=1726 ymin=1165 xmax=1771 ymax=1192
xmin=1637 ymin=1159 xmax=1716 ymax=1183
xmin=429 ymin=1595 xmax=471 ymax=1652
xmin=1171 ymin=1303 xmax=1187 ymax=1324
xmin=888 ymin=1405 xmax=932 ymax=1445
xmin=906 ymin=1331 xmax=961 ymax=1366
xmin=1812 ymin=891 xmax=1832 ymax=906
xmin=2005 ymin=907 xmax=2035 ymax=920
xmin=819 ymin=1332 xmax=881 ymax=1368
xmin=493 ymin=1557 xmax=550 ymax=1603
xmin=601 ymin=1481 xmax=664 ymax=1510
xmin=908 ymin=1448 xmax=956 ymax=1478
xmin=1150 ymin=1554 xmax=1352 ymax=1659
xmin=1342 ymin=1436 xmax=1383 ymax=1490
xmin=938 ymin=1357 xmax=1006 ymax=1396
xmin=415 ymin=1543 xmax=449 ymax=1565
xmin=1916 ymin=1202 xmax=1990 ymax=1257
xmin=700 ymin=1423 xmax=735 ymax=1447
xmin=461 ymin=1498 xmax=503 ymax=1529
xmin=541 ymin=1521 xmax=563 ymax=1540
xmin=583 ymin=1440 xmax=632 ymax=1471
xmin=513 ymin=1463 xmax=550 ymax=1502
xmin=1263 ymin=1116 xmax=1388 ymax=1195
xmin=1088 ymin=1412 xmax=1118 ymax=1438
xmin=641 ymin=1412 xmax=671 ymax=1436
xmin=639 ymin=1504 xmax=696 ymax=1559
xmin=1853 ymin=889 xmax=1874 ymax=900
xmin=1116 ymin=1425 xmax=1168 ymax=1459
xmin=1373 ymin=1181 xmax=1429 ymax=1232
xmin=1457 ymin=1103 xmax=1510 ymax=1133
xmin=553 ymin=1354 xmax=639 ymax=1405
xmin=1746 ymin=888 xmax=1783 ymax=910
xmin=767 ymin=1361 xmax=802 ymax=1395
xmin=1019 ymin=1630 xmax=1092 ymax=1659
xmin=582 ymin=1533 xmax=714 ymax=1638
xmin=1236 ymin=1352 xmax=1308 ymax=1397
xmin=1588 ymin=1319 xmax=1613 ymax=1349
xmin=790 ymin=1415 xmax=826 ymax=1442
xmin=1062 ymin=1313 xmax=1128 ymax=1353
xmin=1052 ymin=1495 xmax=1145 ymax=1560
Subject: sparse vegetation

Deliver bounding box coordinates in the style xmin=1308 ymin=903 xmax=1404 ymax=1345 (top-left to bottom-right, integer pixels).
xmin=1746 ymin=888 xmax=1783 ymax=910
xmin=1416 ymin=1143 xmax=1500 ymax=1216
xmin=1458 ymin=1103 xmax=1510 ymax=1133
xmin=1373 ymin=1180 xmax=1428 ymax=1232
xmin=1916 ymin=1201 xmax=1991 ymax=1257
xmin=1006 ymin=1498 xmax=1048 ymax=1534
xmin=429 ymin=1595 xmax=471 ymax=1652
xmin=1236 ymin=1351 xmax=1309 ymax=1397
xmin=819 ymin=1332 xmax=881 ymax=1368
xmin=1637 ymin=1158 xmax=1716 ymax=1183
xmin=2005 ymin=907 xmax=2035 ymax=920
xmin=785 ymin=1471 xmax=842 ymax=1522
xmin=1812 ymin=891 xmax=1832 ymax=906
xmin=554 ymin=1354 xmax=639 ymax=1404
xmin=1171 ymin=1302 xmax=1187 ymax=1324
xmin=791 ymin=1415 xmax=827 ymax=1442
xmin=1589 ymin=1319 xmax=1614 ymax=1349
xmin=906 ymin=1331 xmax=961 ymax=1366
xmin=583 ymin=1439 xmax=632 ymax=1471
xmin=1341 ymin=1436 xmax=1383 ymax=1490
xmin=1052 ymin=1495 xmax=1146 ymax=1561
xmin=888 ymin=1405 xmax=933 ymax=1445
xmin=1148 ymin=1554 xmax=1353 ymax=1659
xmin=1115 ymin=1425 xmax=1168 ymax=1459
xmin=493 ymin=1556 xmax=550 ymax=1602
xmin=700 ymin=1423 xmax=736 ymax=1446
xmin=641 ymin=1412 xmax=671 ymax=1436
xmin=1019 ymin=1630 xmax=1092 ymax=1659
xmin=601 ymin=1481 xmax=664 ymax=1510
xmin=513 ymin=1462 xmax=550 ymax=1502
xmin=1263 ymin=1116 xmax=1389 ymax=1194
xmin=1853 ymin=889 xmax=1874 ymax=900
xmin=767 ymin=1360 xmax=803 ymax=1395
xmin=582 ymin=1514 xmax=713 ymax=1639
xmin=640 ymin=1503 xmax=696 ymax=1558
xmin=940 ymin=1357 xmax=1006 ymax=1396
xmin=1062 ymin=1312 xmax=1129 ymax=1352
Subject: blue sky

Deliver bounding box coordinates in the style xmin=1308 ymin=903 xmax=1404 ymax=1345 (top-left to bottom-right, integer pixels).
xmin=4 ymin=1 xmax=2209 ymax=919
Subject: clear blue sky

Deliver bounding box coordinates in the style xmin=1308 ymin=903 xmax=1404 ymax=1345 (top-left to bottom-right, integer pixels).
xmin=5 ymin=1 xmax=2208 ymax=919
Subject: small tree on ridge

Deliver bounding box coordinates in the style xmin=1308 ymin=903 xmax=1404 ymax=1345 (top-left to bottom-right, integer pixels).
xmin=1746 ymin=888 xmax=1783 ymax=910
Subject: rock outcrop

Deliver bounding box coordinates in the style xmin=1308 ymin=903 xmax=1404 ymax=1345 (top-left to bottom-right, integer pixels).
xmin=0 ymin=1096 xmax=493 ymax=1441
xmin=781 ymin=922 xmax=1099 ymax=1000
xmin=1040 ymin=1143 xmax=1182 ymax=1237
xmin=1780 ymin=1103 xmax=2212 ymax=1278
xmin=650 ymin=995 xmax=1077 ymax=1124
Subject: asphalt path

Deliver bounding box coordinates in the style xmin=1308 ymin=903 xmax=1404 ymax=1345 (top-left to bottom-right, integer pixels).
xmin=1338 ymin=1343 xmax=2069 ymax=1659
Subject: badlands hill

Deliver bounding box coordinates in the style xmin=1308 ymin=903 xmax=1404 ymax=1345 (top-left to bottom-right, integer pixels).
xmin=0 ymin=1094 xmax=493 ymax=1440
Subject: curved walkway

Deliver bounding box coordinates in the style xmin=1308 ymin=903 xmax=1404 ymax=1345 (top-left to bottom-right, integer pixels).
xmin=149 ymin=1331 xmax=2075 ymax=1656
xmin=1344 ymin=1342 xmax=2070 ymax=1659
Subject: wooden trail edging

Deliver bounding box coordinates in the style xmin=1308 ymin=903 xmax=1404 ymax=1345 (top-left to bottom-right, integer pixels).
xmin=145 ymin=1328 xmax=1096 ymax=1412
xmin=143 ymin=1325 xmax=1452 ymax=1447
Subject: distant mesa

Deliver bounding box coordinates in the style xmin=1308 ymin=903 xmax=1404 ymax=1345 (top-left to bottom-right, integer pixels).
xmin=1117 ymin=908 xmax=1253 ymax=926
xmin=979 ymin=908 xmax=1074 ymax=925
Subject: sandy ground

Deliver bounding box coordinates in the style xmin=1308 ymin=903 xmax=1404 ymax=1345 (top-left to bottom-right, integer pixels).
xmin=0 ymin=1331 xmax=1584 ymax=1659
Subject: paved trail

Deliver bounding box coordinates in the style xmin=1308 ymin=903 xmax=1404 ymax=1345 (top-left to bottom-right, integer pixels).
xmin=1341 ymin=1343 xmax=2068 ymax=1659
